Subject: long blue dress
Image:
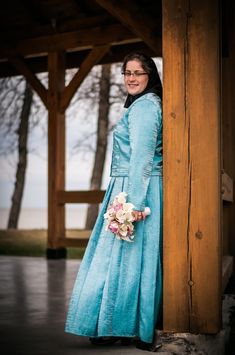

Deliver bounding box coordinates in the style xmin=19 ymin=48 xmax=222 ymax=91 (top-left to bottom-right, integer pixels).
xmin=65 ymin=93 xmax=163 ymax=343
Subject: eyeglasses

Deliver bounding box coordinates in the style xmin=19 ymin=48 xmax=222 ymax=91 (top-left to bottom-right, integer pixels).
xmin=122 ymin=70 xmax=148 ymax=78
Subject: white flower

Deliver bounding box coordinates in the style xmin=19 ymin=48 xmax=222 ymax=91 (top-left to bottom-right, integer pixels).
xmin=117 ymin=192 xmax=127 ymax=204
xmin=119 ymin=224 xmax=128 ymax=237
xmin=125 ymin=211 xmax=135 ymax=222
xmin=123 ymin=202 xmax=135 ymax=212
xmin=116 ymin=209 xmax=126 ymax=223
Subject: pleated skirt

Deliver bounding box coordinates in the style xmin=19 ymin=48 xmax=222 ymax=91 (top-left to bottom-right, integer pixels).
xmin=65 ymin=175 xmax=162 ymax=343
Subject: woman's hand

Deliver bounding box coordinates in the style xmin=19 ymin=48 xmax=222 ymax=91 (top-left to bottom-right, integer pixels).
xmin=132 ymin=207 xmax=151 ymax=221
xmin=132 ymin=210 xmax=145 ymax=221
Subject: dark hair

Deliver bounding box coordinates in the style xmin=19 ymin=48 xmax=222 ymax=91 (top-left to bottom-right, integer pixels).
xmin=122 ymin=52 xmax=162 ymax=102
xmin=122 ymin=52 xmax=155 ymax=75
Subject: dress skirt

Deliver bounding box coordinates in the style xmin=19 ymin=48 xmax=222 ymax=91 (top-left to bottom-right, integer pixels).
xmin=65 ymin=175 xmax=162 ymax=343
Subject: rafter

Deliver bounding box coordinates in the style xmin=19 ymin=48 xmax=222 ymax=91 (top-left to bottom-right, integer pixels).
xmin=0 ymin=14 xmax=113 ymax=42
xmin=0 ymin=23 xmax=140 ymax=60
xmin=8 ymin=55 xmax=48 ymax=108
xmin=95 ymin=0 xmax=161 ymax=54
xmin=60 ymin=45 xmax=110 ymax=112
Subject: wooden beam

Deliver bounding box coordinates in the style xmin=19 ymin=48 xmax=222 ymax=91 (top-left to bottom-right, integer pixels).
xmin=47 ymin=51 xmax=66 ymax=251
xmin=60 ymin=45 xmax=110 ymax=112
xmin=0 ymin=42 xmax=160 ymax=78
xmin=0 ymin=24 xmax=140 ymax=59
xmin=0 ymin=17 xmax=116 ymax=52
xmin=57 ymin=190 xmax=105 ymax=204
xmin=58 ymin=14 xmax=112 ymax=33
xmin=0 ymin=14 xmax=112 ymax=42
xmin=163 ymin=0 xmax=221 ymax=333
xmin=8 ymin=55 xmax=48 ymax=108
xmin=95 ymin=0 xmax=161 ymax=54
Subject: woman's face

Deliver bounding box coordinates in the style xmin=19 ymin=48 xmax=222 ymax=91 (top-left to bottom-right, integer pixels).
xmin=124 ymin=59 xmax=149 ymax=96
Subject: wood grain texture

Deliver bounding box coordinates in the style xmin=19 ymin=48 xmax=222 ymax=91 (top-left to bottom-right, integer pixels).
xmin=48 ymin=51 xmax=66 ymax=249
xmin=163 ymin=0 xmax=190 ymax=332
xmin=188 ymin=0 xmax=221 ymax=333
xmin=163 ymin=0 xmax=221 ymax=332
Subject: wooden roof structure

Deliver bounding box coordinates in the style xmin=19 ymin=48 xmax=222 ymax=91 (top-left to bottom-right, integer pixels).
xmin=0 ymin=0 xmax=161 ymax=77
xmin=1 ymin=0 xmax=235 ymax=338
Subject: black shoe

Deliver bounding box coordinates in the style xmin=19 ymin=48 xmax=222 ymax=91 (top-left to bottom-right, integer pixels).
xmin=136 ymin=339 xmax=162 ymax=352
xmin=120 ymin=337 xmax=133 ymax=345
xmin=89 ymin=336 xmax=121 ymax=345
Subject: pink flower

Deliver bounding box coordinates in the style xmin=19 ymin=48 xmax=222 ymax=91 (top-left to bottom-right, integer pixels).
xmin=113 ymin=203 xmax=123 ymax=212
xmin=108 ymin=221 xmax=119 ymax=234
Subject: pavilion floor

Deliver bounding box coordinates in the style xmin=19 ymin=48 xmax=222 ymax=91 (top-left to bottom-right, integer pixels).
xmin=0 ymin=256 xmax=149 ymax=355
xmin=0 ymin=255 xmax=234 ymax=355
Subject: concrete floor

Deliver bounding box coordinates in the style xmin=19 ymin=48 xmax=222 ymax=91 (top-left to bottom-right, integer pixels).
xmin=0 ymin=255 xmax=235 ymax=355
xmin=0 ymin=256 xmax=148 ymax=355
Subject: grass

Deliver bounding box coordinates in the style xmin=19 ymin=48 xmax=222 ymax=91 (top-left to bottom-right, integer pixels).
xmin=0 ymin=229 xmax=86 ymax=259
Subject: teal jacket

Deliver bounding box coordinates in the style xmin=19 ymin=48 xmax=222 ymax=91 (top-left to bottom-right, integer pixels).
xmin=110 ymin=93 xmax=162 ymax=211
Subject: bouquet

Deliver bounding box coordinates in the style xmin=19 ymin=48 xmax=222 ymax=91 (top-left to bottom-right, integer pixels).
xmin=104 ymin=192 xmax=151 ymax=242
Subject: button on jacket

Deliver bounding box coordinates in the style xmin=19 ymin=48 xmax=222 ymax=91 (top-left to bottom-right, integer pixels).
xmin=110 ymin=92 xmax=162 ymax=210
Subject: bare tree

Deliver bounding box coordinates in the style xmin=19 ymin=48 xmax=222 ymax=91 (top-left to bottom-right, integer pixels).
xmin=85 ymin=64 xmax=111 ymax=229
xmin=7 ymin=82 xmax=33 ymax=228
xmin=0 ymin=73 xmax=47 ymax=229
xmin=69 ymin=63 xmax=126 ymax=156
xmin=68 ymin=63 xmax=126 ymax=229
xmin=0 ymin=78 xmax=25 ymax=155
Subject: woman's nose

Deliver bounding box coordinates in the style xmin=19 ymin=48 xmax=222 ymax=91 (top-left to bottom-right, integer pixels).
xmin=129 ymin=74 xmax=136 ymax=80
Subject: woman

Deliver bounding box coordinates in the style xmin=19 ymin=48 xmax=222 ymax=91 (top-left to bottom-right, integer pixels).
xmin=65 ymin=52 xmax=163 ymax=352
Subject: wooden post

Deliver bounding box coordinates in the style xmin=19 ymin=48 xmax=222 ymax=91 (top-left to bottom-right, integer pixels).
xmin=162 ymin=0 xmax=189 ymax=331
xmin=163 ymin=0 xmax=221 ymax=333
xmin=47 ymin=51 xmax=66 ymax=258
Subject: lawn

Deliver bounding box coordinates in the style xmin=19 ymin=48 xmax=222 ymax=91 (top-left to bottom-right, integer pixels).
xmin=0 ymin=229 xmax=86 ymax=259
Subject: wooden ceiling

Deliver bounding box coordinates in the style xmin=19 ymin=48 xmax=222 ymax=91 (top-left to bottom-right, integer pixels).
xmin=0 ymin=0 xmax=162 ymax=77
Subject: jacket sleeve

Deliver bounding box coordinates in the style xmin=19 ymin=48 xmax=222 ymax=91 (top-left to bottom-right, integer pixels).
xmin=127 ymin=98 xmax=162 ymax=210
